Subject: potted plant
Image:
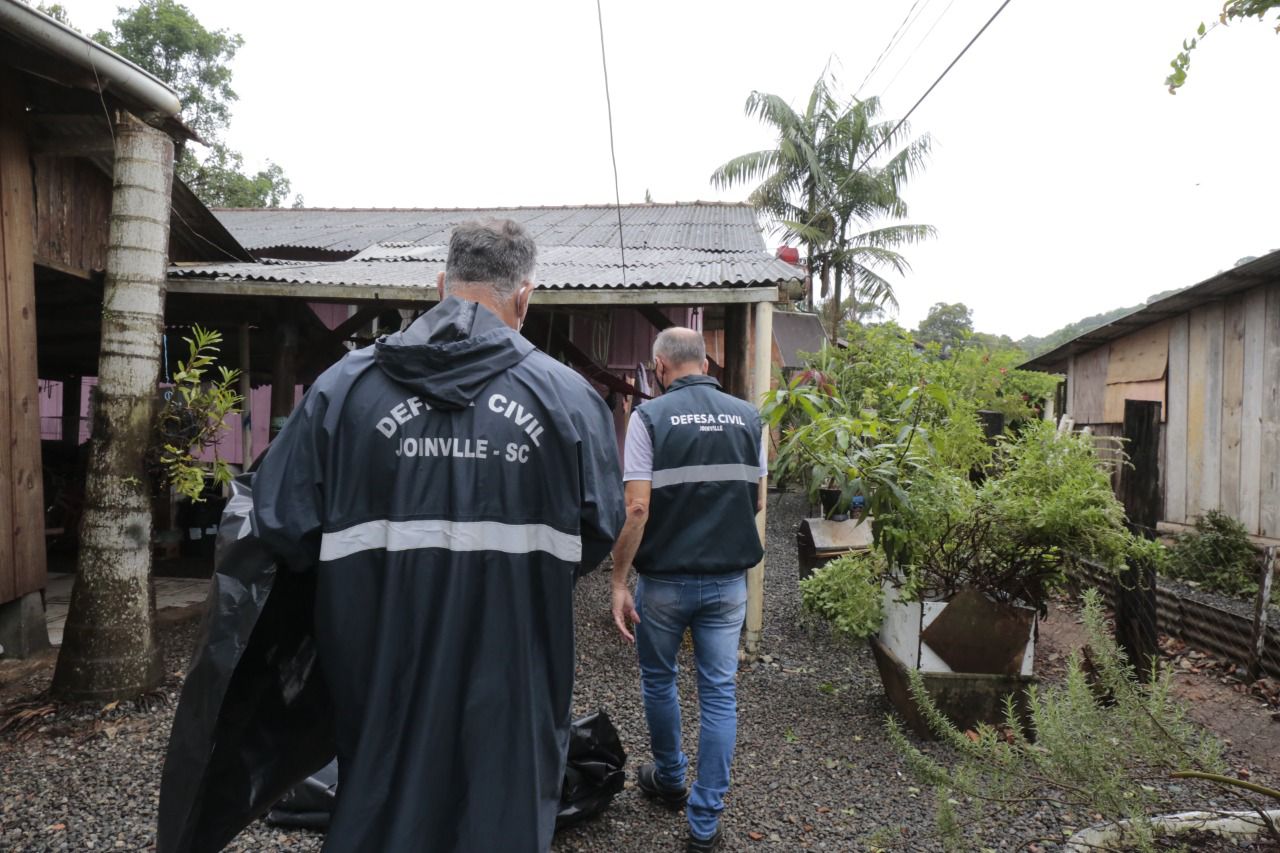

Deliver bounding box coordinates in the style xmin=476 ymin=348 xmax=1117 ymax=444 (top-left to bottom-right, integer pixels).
xmin=873 ymin=419 xmax=1143 ymax=735
xmin=797 ymin=416 xmax=1143 ymax=736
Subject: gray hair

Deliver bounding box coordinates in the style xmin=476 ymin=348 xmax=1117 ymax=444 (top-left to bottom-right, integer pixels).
xmin=653 ymin=327 xmax=705 ymax=367
xmin=443 ymin=219 xmax=537 ymax=299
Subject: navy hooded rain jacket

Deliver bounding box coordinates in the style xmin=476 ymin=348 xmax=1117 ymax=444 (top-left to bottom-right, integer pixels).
xmin=247 ymin=296 xmax=623 ymax=852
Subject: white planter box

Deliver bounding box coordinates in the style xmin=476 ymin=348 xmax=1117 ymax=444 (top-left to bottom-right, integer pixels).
xmin=878 ymin=582 xmax=1037 ymax=677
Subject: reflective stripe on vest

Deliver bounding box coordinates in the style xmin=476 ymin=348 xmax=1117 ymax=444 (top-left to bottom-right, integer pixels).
xmin=651 ymin=463 xmax=760 ymax=489
xmin=320 ymin=518 xmax=583 ymax=563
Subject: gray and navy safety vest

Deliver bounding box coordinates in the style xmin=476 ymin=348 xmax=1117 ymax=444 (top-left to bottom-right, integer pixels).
xmin=634 ymin=374 xmax=764 ymax=576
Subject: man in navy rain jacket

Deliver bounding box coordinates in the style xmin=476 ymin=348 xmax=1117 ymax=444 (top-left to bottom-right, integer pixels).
xmin=250 ymin=220 xmax=624 ymax=852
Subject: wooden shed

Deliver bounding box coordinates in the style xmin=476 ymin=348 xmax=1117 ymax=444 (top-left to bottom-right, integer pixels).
xmin=1024 ymin=250 xmax=1280 ymax=543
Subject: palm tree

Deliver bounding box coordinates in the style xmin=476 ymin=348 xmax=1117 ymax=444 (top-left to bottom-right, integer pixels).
xmin=711 ymin=76 xmax=838 ymax=306
xmin=712 ymin=74 xmax=934 ymax=337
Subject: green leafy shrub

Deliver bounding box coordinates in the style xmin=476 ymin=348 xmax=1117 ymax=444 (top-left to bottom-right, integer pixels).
xmin=799 ymin=552 xmax=887 ymax=641
xmin=1166 ymin=510 xmax=1267 ymax=602
xmin=152 ymin=325 xmax=243 ymax=501
xmin=888 ymin=588 xmax=1243 ymax=853
xmin=879 ymin=421 xmax=1135 ymax=615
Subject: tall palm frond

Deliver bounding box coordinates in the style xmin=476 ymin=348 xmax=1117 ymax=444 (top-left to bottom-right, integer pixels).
xmin=712 ymin=71 xmax=934 ymax=331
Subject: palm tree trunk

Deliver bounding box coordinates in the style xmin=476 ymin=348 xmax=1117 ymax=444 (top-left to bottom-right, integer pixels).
xmin=52 ymin=114 xmax=174 ymax=701
xmin=832 ymin=261 xmax=844 ymax=341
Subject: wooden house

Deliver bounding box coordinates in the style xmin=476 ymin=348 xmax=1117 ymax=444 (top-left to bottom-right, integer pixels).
xmin=0 ymin=0 xmax=252 ymax=656
xmin=169 ymin=203 xmax=806 ymax=651
xmin=1023 ymin=250 xmax=1280 ymax=544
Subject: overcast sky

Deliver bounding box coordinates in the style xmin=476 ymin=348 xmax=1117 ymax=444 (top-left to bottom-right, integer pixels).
xmin=62 ymin=0 xmax=1280 ymax=338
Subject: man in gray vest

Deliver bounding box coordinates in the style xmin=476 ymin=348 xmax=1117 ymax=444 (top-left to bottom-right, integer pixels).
xmin=610 ymin=327 xmax=766 ymax=852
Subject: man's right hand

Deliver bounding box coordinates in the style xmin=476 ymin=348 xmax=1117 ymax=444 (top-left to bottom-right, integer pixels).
xmin=611 ymin=583 xmax=641 ymax=643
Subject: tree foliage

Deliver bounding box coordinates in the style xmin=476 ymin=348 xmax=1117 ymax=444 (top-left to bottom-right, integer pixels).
xmin=92 ymin=0 xmax=294 ymax=207
xmin=1167 ymin=1 xmax=1280 ymax=93
xmin=1016 ymin=288 xmax=1181 ymax=358
xmin=712 ymin=73 xmax=934 ymax=336
xmin=915 ymin=302 xmax=973 ymax=351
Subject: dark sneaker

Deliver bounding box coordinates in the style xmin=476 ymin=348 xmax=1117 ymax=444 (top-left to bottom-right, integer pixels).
xmin=636 ymin=762 xmax=688 ymax=808
xmin=686 ymin=827 xmax=723 ymax=852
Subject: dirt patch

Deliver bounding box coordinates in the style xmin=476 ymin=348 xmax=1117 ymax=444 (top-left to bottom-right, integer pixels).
xmin=1036 ymin=598 xmax=1280 ymax=784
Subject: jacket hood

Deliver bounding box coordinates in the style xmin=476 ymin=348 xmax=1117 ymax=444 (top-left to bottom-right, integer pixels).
xmin=374 ymin=296 xmax=534 ymax=410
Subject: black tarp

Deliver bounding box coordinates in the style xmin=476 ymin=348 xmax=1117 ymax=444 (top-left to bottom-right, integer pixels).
xmin=157 ymin=474 xmax=336 ymax=853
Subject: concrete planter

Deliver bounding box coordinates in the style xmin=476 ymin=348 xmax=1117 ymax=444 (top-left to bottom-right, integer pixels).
xmin=873 ymin=583 xmax=1037 ymax=739
xmin=1064 ymin=810 xmax=1280 ymax=851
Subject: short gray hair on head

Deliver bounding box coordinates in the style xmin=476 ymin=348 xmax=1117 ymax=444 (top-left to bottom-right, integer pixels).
xmin=443 ymin=219 xmax=538 ymax=299
xmin=653 ymin=326 xmax=705 ymax=367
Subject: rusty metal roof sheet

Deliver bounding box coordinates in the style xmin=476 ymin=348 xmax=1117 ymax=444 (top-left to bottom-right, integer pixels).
xmin=214 ymin=203 xmax=768 ymax=254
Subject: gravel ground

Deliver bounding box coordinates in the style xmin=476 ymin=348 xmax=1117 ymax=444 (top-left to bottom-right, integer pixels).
xmin=2 ymin=492 xmax=1256 ymax=852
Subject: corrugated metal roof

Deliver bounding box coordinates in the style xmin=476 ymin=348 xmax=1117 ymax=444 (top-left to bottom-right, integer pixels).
xmin=214 ymin=203 xmax=768 ymax=254
xmin=170 ymin=255 xmax=801 ymax=290
xmin=176 ymin=203 xmax=800 ymax=295
xmin=1022 ymin=249 xmax=1280 ymax=371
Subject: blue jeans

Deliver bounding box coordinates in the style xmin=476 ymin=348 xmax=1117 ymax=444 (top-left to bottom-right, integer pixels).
xmin=635 ymin=571 xmax=747 ymax=840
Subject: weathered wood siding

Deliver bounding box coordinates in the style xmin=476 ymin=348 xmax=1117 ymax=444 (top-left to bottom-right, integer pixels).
xmin=32 ymin=156 xmax=113 ymax=273
xmin=1067 ymin=281 xmax=1279 ymax=538
xmin=0 ymin=69 xmax=48 ymax=604
xmin=1070 ymin=347 xmax=1109 ymax=424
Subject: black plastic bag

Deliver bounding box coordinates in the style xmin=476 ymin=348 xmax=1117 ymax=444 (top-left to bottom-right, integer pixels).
xmin=265 ymin=710 xmax=627 ymax=832
xmin=157 ymin=474 xmax=336 ymax=853
xmin=556 ymin=710 xmax=627 ymax=829
xmin=264 ymin=759 xmax=339 ymax=829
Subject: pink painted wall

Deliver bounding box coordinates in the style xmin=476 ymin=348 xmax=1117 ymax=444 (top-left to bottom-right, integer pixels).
xmin=38 ymin=375 xmax=298 ymax=469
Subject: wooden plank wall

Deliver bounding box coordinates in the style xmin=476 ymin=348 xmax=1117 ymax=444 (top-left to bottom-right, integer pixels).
xmin=32 ymin=156 xmax=112 ymax=273
xmin=1160 ymin=282 xmax=1280 ymax=537
xmin=1262 ymin=285 xmax=1280 ymax=538
xmin=1071 ymin=346 xmax=1109 ymax=424
xmin=1165 ymin=315 xmax=1190 ymax=523
xmin=0 ymin=69 xmax=48 ymax=604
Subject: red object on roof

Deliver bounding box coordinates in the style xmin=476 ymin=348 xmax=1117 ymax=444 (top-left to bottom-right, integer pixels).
xmin=776 ymin=246 xmax=800 ymax=264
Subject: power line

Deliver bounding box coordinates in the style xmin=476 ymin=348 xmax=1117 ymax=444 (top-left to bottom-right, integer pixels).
xmin=595 ymin=0 xmax=627 ymax=288
xmin=880 ymin=0 xmax=961 ymax=102
xmin=808 ymin=0 xmax=1016 ymax=232
xmin=853 ymin=0 xmax=933 ymax=100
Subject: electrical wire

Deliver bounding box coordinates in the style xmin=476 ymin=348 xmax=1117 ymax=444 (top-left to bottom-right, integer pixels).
xmin=594 ymin=0 xmax=627 ymax=288
xmin=879 ymin=0 xmax=961 ymax=102
xmin=853 ymin=0 xmax=933 ymax=100
xmin=806 ymin=0 xmax=1016 ymax=234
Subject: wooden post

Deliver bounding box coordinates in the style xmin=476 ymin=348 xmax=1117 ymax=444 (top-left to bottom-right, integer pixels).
xmin=238 ymin=323 xmax=253 ymax=467
xmin=722 ymin=304 xmax=751 ymax=401
xmin=61 ymin=376 xmax=81 ymax=448
xmin=1117 ymin=399 xmax=1162 ymax=680
xmin=1248 ymin=547 xmax=1276 ymax=682
xmin=0 ymin=67 xmax=48 ymax=656
xmin=745 ymin=301 xmax=773 ymax=656
xmin=52 ymin=114 xmax=173 ymax=698
xmin=269 ymin=316 xmax=298 ymax=440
